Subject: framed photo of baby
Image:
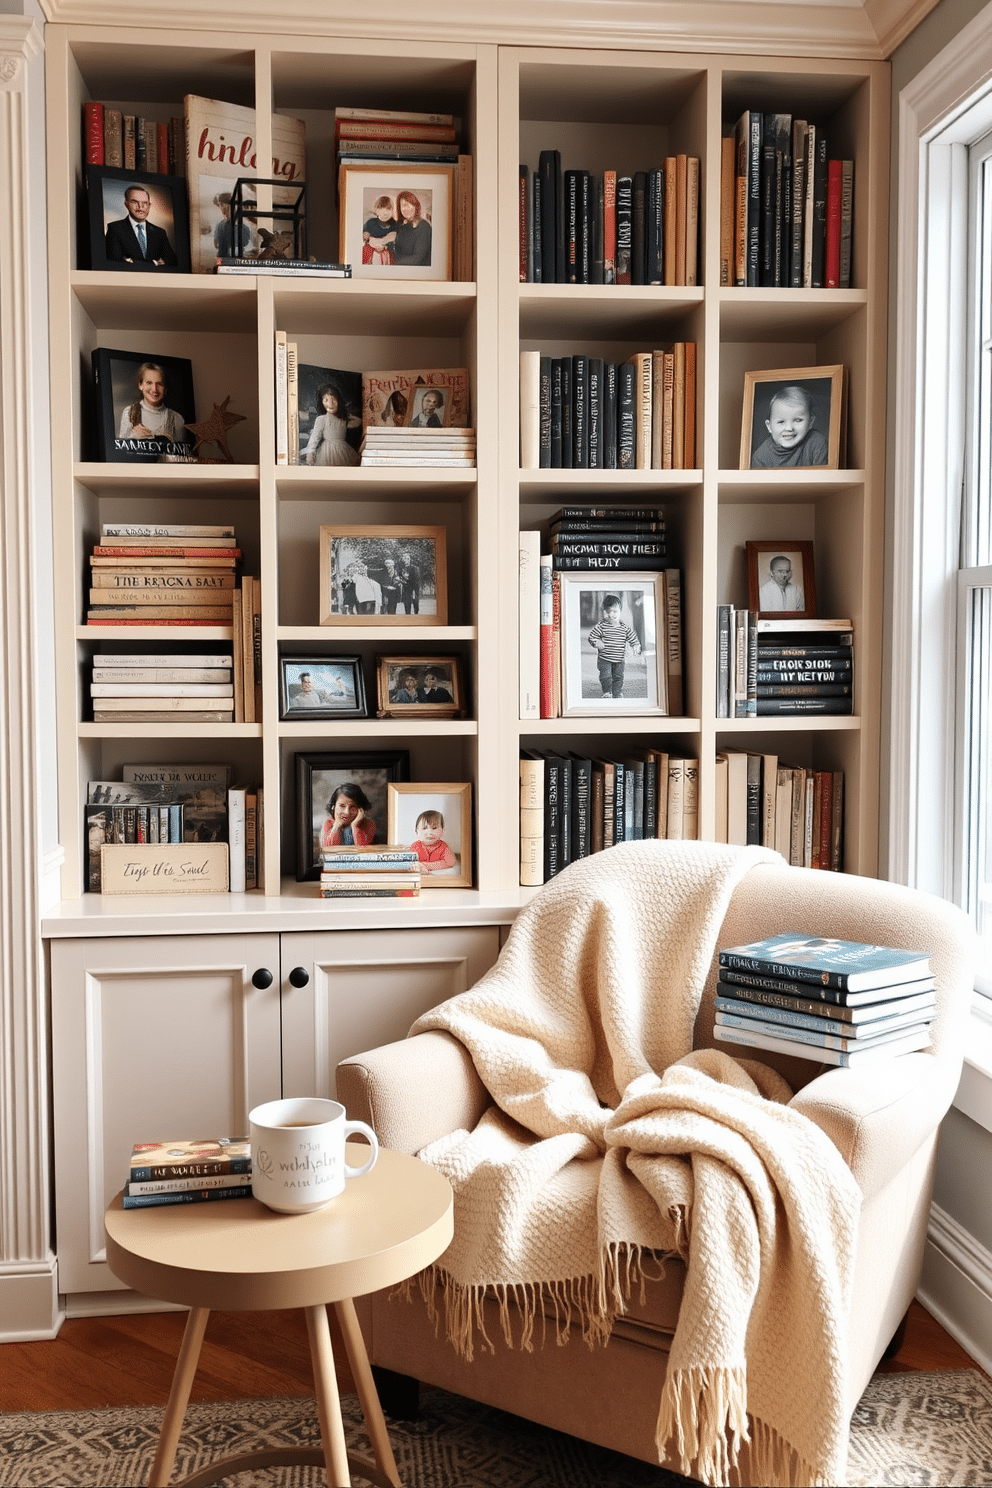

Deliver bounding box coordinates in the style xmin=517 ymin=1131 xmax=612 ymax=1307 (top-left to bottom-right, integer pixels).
xmin=740 ymin=365 xmax=845 ymax=470
xmin=338 ymin=163 xmax=454 ymax=282
xmin=746 ymin=539 xmax=817 ymax=619
xmin=387 ymin=782 xmax=473 ymax=888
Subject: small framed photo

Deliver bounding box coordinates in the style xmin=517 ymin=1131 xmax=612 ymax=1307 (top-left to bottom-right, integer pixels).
xmin=376 ymin=655 xmax=463 ymax=717
xmin=279 ymin=656 xmax=366 ymax=720
xmin=746 ymin=540 xmax=818 ymax=619
xmin=319 ymin=525 xmax=447 ymax=626
xmin=387 ymin=782 xmax=472 ymax=888
xmin=91 ymin=346 xmax=195 ymax=463
xmin=295 ymin=749 xmax=409 ymax=881
xmin=86 ymin=165 xmax=191 ymax=274
xmin=559 ymin=572 xmax=667 ymax=716
xmin=338 ymin=163 xmax=455 ymax=282
xmin=740 ymin=365 xmax=845 ymax=470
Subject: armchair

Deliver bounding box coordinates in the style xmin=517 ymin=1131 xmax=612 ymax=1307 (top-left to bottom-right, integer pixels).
xmin=337 ymin=848 xmax=975 ymax=1481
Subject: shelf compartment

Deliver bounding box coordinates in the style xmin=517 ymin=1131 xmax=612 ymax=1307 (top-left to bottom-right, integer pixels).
xmin=278 ymin=718 xmax=478 ymax=739
xmin=715 ymin=717 xmax=861 ymax=733
xmin=276 ymin=467 xmax=477 ymax=500
xmin=271 ymin=280 xmax=477 ymax=337
xmin=278 ymin=626 xmax=477 ymax=644
xmin=520 ymin=470 xmax=701 ymax=500
xmin=520 ymin=286 xmax=703 ymax=341
xmin=74 ymin=464 xmax=260 ymax=499
xmin=718 ymin=289 xmax=867 ymax=339
xmin=70 ymin=273 xmax=258 ymax=333
xmin=520 ymin=717 xmax=701 ymax=737
xmin=79 ymin=722 xmax=263 ymax=739
xmin=717 ymin=470 xmax=865 ymax=503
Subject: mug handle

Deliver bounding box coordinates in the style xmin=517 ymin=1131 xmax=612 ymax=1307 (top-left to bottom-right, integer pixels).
xmin=343 ymin=1121 xmax=378 ymax=1179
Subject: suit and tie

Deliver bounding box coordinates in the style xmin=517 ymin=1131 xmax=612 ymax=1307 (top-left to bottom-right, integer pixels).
xmin=105 ymin=215 xmax=177 ymax=266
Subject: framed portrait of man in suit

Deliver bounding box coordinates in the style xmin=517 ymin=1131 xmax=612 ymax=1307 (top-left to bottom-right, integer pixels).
xmin=86 ymin=165 xmax=191 ymax=274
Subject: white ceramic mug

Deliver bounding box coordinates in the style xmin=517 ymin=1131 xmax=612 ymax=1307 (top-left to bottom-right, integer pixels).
xmin=248 ymin=1096 xmax=378 ymax=1214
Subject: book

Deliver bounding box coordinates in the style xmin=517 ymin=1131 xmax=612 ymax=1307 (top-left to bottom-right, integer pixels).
xmin=615 ymin=175 xmax=632 ymax=283
xmin=92 ymin=347 xmax=196 ymax=464
xmin=826 ymin=158 xmax=843 ymax=288
xmin=129 ymin=1136 xmax=250 ymax=1180
xmin=719 ymin=933 xmax=931 ymax=992
xmin=539 ymin=554 xmax=555 ymax=719
xmin=839 ymin=160 xmax=854 ymax=288
xmin=335 ymin=106 xmax=455 ymax=126
xmin=228 ymin=785 xmax=246 ymax=893
xmin=102 ymin=524 xmax=235 ymax=538
xmin=713 ymin=1021 xmax=931 ymax=1067
xmin=322 ymin=847 xmax=419 ymax=864
xmin=714 ymin=1007 xmax=933 ymax=1052
xmin=720 ymin=136 xmax=735 ymax=285
xmin=122 ymin=1183 xmax=252 ymax=1208
xmin=216 ymin=259 xmax=352 ymax=277
xmin=183 ymin=93 xmax=306 ymax=275
xmin=127 ymin=1169 xmax=253 ymax=1195
xmin=716 ymin=983 xmax=937 ymax=1025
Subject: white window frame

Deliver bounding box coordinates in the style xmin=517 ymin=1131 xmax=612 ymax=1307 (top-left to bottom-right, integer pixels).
xmin=892 ymin=5 xmax=992 ymax=1123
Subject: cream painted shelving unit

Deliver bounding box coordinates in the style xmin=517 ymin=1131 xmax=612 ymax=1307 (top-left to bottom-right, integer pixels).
xmin=47 ymin=27 xmax=887 ymax=922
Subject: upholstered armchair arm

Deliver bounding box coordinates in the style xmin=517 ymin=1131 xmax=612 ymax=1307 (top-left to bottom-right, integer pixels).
xmin=337 ymin=1030 xmax=490 ymax=1156
xmin=789 ymin=1050 xmax=959 ymax=1199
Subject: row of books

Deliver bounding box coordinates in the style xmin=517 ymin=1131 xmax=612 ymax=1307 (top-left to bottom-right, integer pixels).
xmin=716 ymin=612 xmax=854 ymax=717
xmin=713 ymin=934 xmax=936 ymax=1068
xmin=714 ymin=749 xmax=844 ymax=871
xmin=88 ymin=651 xmax=236 ymax=724
xmin=723 ymin=111 xmax=853 ymax=289
xmin=519 ymin=153 xmax=700 ymax=286
xmin=83 ymin=101 xmax=185 ymax=176
xmin=273 ymin=351 xmax=471 ymax=468
xmin=319 ymin=845 xmax=421 ymax=899
xmin=520 ymin=346 xmax=696 ymax=471
xmin=122 ymin=1137 xmax=252 ymax=1208
xmin=86 ymin=522 xmax=240 ymax=628
xmin=85 ymin=764 xmax=264 ymax=893
xmin=520 ymin=749 xmax=699 ymax=886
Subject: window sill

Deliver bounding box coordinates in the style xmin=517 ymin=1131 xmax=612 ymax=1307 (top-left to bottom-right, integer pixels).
xmin=954 ymin=999 xmax=992 ymax=1135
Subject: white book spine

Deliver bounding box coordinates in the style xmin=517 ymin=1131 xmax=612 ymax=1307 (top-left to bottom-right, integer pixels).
xmin=519 ymin=530 xmax=541 ymax=720
xmin=228 ymin=787 xmax=246 ymax=894
xmin=275 ymin=331 xmax=288 ymax=466
xmin=90 ymin=683 xmax=234 ymax=697
xmin=519 ymin=350 xmax=541 ymax=469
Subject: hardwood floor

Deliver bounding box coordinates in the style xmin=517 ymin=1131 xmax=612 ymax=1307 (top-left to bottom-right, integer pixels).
xmin=0 ymin=1298 xmax=983 ymax=1415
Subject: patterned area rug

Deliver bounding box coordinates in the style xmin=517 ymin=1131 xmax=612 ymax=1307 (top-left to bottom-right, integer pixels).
xmin=2 ymin=1370 xmax=990 ymax=1487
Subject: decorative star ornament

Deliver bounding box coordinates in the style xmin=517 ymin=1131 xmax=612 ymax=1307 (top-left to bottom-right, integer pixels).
xmin=185 ymin=397 xmax=247 ymax=463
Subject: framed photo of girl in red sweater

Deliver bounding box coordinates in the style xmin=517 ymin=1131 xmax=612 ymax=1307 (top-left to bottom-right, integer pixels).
xmin=387 ymin=782 xmax=472 ymax=888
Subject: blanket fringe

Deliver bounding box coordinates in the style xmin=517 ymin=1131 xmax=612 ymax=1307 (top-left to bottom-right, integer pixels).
xmin=656 ymin=1380 xmax=839 ymax=1488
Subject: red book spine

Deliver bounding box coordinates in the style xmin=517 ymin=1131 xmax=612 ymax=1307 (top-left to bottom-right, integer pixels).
xmin=519 ymin=169 xmax=527 ymax=282
xmin=92 ymin=547 xmax=242 ymax=558
xmin=83 ymin=101 xmax=104 ymax=165
xmin=825 ymin=159 xmax=843 ymax=289
xmin=157 ymin=122 xmax=169 ymax=175
xmin=603 ymin=170 xmax=617 ymax=283
xmin=550 ymin=572 xmax=562 ymax=718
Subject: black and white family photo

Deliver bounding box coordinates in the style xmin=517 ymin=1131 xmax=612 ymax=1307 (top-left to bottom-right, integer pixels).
xmin=319 ymin=526 xmax=447 ymax=626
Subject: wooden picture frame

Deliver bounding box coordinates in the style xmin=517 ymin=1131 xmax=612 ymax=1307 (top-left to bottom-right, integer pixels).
xmin=746 ymin=540 xmax=818 ymax=619
xmin=91 ymin=346 xmax=196 ymax=463
xmin=295 ymin=750 xmax=409 ymax=882
xmin=279 ymin=655 xmax=366 ymax=721
xmin=740 ymin=365 xmax=845 ymax=470
xmin=85 ymin=165 xmax=191 ymax=274
xmin=387 ymin=781 xmax=472 ymax=888
xmin=319 ymin=525 xmax=447 ymax=626
xmin=338 ymin=162 xmax=455 ymax=282
xmin=558 ymin=571 xmax=667 ymax=716
xmin=375 ymin=655 xmax=464 ymax=718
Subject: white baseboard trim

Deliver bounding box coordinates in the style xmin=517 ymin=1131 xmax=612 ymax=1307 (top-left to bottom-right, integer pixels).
xmin=0 ymin=1258 xmax=64 ymax=1341
xmin=64 ymin=1289 xmax=184 ymax=1320
xmin=918 ymin=1202 xmax=992 ymax=1376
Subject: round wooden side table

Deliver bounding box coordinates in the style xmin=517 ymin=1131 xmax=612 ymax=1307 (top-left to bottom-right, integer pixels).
xmin=104 ymin=1145 xmax=453 ymax=1488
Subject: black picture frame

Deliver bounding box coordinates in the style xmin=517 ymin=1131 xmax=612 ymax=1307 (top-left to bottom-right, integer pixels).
xmin=295 ymin=749 xmax=410 ymax=881
xmin=279 ymin=655 xmax=366 ymax=720
xmin=91 ymin=346 xmax=195 ymax=463
xmin=85 ymin=165 xmax=191 ymax=274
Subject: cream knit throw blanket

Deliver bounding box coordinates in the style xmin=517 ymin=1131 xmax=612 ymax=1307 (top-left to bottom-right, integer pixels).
xmin=409 ymin=841 xmax=862 ymax=1488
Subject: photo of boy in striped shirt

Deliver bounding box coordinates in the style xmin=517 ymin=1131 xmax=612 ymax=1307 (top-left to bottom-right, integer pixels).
xmin=587 ymin=594 xmax=642 ymax=698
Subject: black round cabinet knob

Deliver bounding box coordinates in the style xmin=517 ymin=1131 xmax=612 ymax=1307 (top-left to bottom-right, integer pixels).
xmin=251 ymin=967 xmax=274 ymax=989
xmin=288 ymin=966 xmax=310 ymax=988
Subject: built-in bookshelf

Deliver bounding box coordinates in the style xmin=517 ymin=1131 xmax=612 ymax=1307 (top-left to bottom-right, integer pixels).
xmin=47 ymin=29 xmax=887 ymax=908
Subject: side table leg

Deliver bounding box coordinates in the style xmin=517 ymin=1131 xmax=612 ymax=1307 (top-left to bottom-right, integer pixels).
xmin=334 ymin=1298 xmax=402 ymax=1488
xmin=149 ymin=1306 xmax=210 ymax=1488
xmin=305 ymin=1303 xmax=352 ymax=1487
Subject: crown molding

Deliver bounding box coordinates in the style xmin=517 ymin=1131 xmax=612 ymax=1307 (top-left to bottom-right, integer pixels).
xmin=35 ymin=0 xmax=903 ymax=60
xmin=864 ymin=0 xmax=941 ymax=55
xmin=0 ymin=16 xmax=43 ymax=64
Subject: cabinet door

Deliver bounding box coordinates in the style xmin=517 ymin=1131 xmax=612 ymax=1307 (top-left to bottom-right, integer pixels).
xmin=51 ymin=933 xmax=282 ymax=1297
xmin=280 ymin=926 xmax=501 ymax=1100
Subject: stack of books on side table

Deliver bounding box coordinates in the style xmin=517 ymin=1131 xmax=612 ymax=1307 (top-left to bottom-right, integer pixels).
xmin=713 ymin=933 xmax=937 ymax=1067
xmin=122 ymin=1137 xmax=252 ymax=1208
xmin=320 ymin=845 xmax=421 ymax=899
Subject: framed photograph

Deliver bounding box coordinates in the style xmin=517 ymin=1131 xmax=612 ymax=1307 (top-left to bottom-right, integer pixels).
xmin=91 ymin=346 xmax=195 ymax=463
xmin=319 ymin=525 xmax=447 ymax=626
xmin=739 ymin=365 xmax=845 ymax=470
xmin=376 ymin=655 xmax=463 ymax=718
xmin=338 ymin=163 xmax=455 ymax=282
xmin=746 ymin=540 xmax=818 ymax=619
xmin=297 ymin=363 xmax=362 ymax=467
xmin=559 ymin=572 xmax=666 ymax=717
xmin=85 ymin=165 xmax=191 ymax=274
xmin=387 ymin=782 xmax=472 ymax=888
xmin=295 ymin=750 xmax=409 ymax=881
xmin=279 ymin=656 xmax=366 ymax=720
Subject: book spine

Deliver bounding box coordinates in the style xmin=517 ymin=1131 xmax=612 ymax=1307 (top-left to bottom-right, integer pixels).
xmin=579 ymin=170 xmax=593 ymax=284
xmin=539 ymin=555 xmax=555 ymax=719
xmin=602 ymin=362 xmax=618 ymax=471
xmin=519 ymin=164 xmax=529 ymax=282
xmin=83 ymin=101 xmax=104 ymax=164
xmin=130 ymin=1156 xmax=251 ymax=1181
xmin=685 ymin=157 xmax=699 ymax=286
xmin=615 ymin=176 xmax=632 ymax=284
xmin=519 ymin=530 xmax=541 ymax=720
xmin=565 ymin=169 xmax=580 ymax=284
xmin=586 ymin=358 xmax=603 ymax=471
xmin=286 ymin=341 xmax=299 ymax=464
xmin=645 ymin=167 xmax=662 ymax=284
xmin=811 ymin=131 xmax=828 ymax=287
xmin=227 ymin=787 xmax=246 ymax=893
xmin=720 ymin=136 xmax=735 ymax=285
xmin=551 ymin=539 xmax=667 ymax=558
xmin=617 ymin=362 xmax=635 ymax=469
xmin=760 ymin=141 xmax=776 ymax=286
xmin=559 ymin=357 xmax=573 ymax=468
xmin=720 ymin=950 xmax=857 ymax=992
xmin=839 ymin=161 xmax=854 ymax=288
xmin=734 ymin=608 xmax=749 ymax=718
xmin=123 ymin=1184 xmax=252 ymax=1207
xmin=103 ymin=108 xmax=123 ymax=167
xmin=603 ymin=170 xmax=617 ymax=284
xmin=128 ymin=1170 xmax=252 ymax=1194
xmin=790 ymin=120 xmax=807 ymax=287
xmin=572 ymin=355 xmax=589 ymax=469
xmin=755 ymin=696 xmax=853 ymax=715
xmin=544 ymin=756 xmax=563 ymax=879
xmin=122 ymin=114 xmax=136 ymax=170
xmin=664 ymin=156 xmax=678 ymax=286
xmin=538 ymin=356 xmax=553 ymax=469
xmin=663 ymin=569 xmax=682 ymax=715
xmin=274 ymin=331 xmax=288 ymax=465
xmin=803 ymin=124 xmax=817 ymax=286
xmin=825 ymin=158 xmax=843 ymax=288
xmin=665 ymin=759 xmax=685 ymax=840
xmin=746 ymin=112 xmax=762 ymax=287
xmin=684 ymin=341 xmax=696 ymax=470
xmin=519 ymin=350 xmax=541 ymax=469
xmin=631 ymin=170 xmax=646 ymax=285
xmin=519 ymin=754 xmax=544 ymax=886
xmin=716 ymin=603 xmax=733 ymax=718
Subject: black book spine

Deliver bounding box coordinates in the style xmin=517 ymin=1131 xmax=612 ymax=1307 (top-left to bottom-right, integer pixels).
xmin=551 ymin=553 xmax=668 ymax=571
xmin=549 ymin=358 xmax=563 ymax=468
xmin=554 ymin=151 xmax=565 ymax=284
xmin=559 ymin=756 xmax=573 ymax=866
xmin=544 ymin=754 xmax=563 ymax=879
xmin=560 ymin=357 xmax=573 ymax=468
xmin=779 ymin=155 xmax=791 ymax=287
xmin=757 ymin=651 xmax=852 ymax=668
xmin=532 ymin=170 xmax=543 ymax=283
xmin=538 ymin=356 xmax=552 ymax=469
xmin=603 ymin=362 xmax=618 ymax=470
xmin=760 ymin=143 xmax=776 ymax=287
xmin=811 ymin=132 xmax=828 ymax=287
xmin=617 ymin=362 xmax=636 ymax=468
xmin=612 ymin=762 xmax=626 ymax=843
xmin=615 ymin=176 xmax=633 ymax=284
xmin=747 ymin=112 xmax=762 ymax=287
xmin=631 ymin=170 xmax=647 ymax=285
xmin=790 ymin=121 xmax=807 ymax=288
xmin=569 ymin=755 xmax=592 ymax=861
xmin=579 ymin=170 xmax=592 ymax=283
xmin=564 ymin=169 xmax=580 ymax=284
xmin=591 ymin=174 xmax=605 ymax=284
xmin=746 ymin=755 xmax=762 ymax=845
xmin=519 ymin=164 xmax=530 ymax=282
xmin=587 ymin=357 xmax=603 ymax=470
xmin=642 ymin=754 xmax=658 ymax=839
xmin=538 ymin=149 xmax=558 ymax=285
xmin=646 ymin=166 xmax=664 ymax=284
xmin=572 ymin=355 xmax=589 ymax=469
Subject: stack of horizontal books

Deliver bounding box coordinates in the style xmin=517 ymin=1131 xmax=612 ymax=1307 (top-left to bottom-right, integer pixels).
xmin=122 ymin=1137 xmax=252 ymax=1209
xmin=713 ymin=933 xmax=937 ymax=1068
xmin=89 ymin=651 xmax=235 ymax=723
xmin=359 ymin=426 xmax=476 ymax=468
xmin=547 ymin=507 xmax=667 ymax=573
xmin=86 ymin=523 xmax=241 ymax=627
xmin=320 ymin=845 xmax=421 ymax=899
xmin=717 ymin=612 xmax=854 ymax=718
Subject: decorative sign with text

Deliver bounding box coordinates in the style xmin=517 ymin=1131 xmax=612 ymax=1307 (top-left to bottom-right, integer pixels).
xmin=100 ymin=843 xmax=230 ymax=895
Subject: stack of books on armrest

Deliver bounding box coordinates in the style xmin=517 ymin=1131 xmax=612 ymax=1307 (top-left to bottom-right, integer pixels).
xmin=122 ymin=1137 xmax=252 ymax=1208
xmin=713 ymin=933 xmax=936 ymax=1067
xmin=320 ymin=845 xmax=421 ymax=898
